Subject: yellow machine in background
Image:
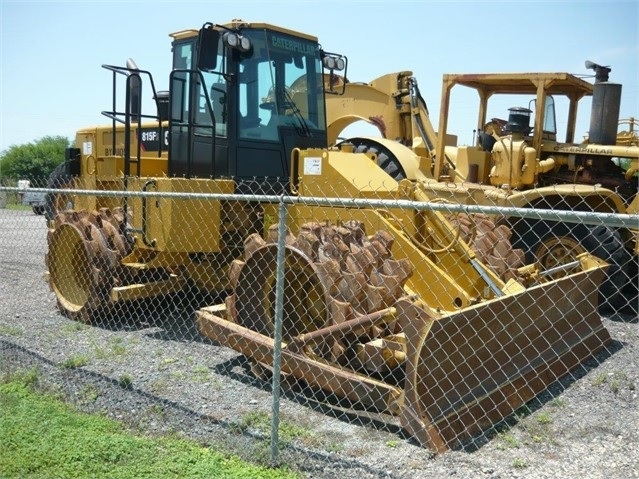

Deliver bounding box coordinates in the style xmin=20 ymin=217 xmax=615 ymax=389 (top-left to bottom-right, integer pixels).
xmin=325 ymin=66 xmax=638 ymax=313
xmin=45 ymin=20 xmax=612 ymax=451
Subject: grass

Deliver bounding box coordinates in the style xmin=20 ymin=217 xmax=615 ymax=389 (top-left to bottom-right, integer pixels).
xmin=506 ymin=401 xmax=558 ymax=446
xmin=93 ymin=337 xmax=130 ymax=360
xmin=78 ymin=384 xmax=101 ymax=403
xmin=496 ymin=432 xmax=520 ymax=449
xmin=232 ymin=411 xmax=324 ymax=451
xmin=231 ymin=411 xmax=314 ymax=446
xmin=3 ymin=203 xmax=30 ymax=211
xmin=0 ymin=325 xmax=23 ymax=336
xmin=62 ymin=322 xmax=87 ymax=334
xmin=0 ymin=369 xmax=298 ymax=479
xmin=118 ymin=374 xmax=134 ymax=389
xmin=61 ymin=354 xmax=90 ymax=369
xmin=592 ymin=372 xmax=608 ymax=387
xmin=150 ymin=378 xmax=169 ymax=394
xmin=591 ymin=370 xmax=636 ymax=393
xmin=535 ymin=412 xmax=552 ymax=425
xmin=512 ymin=457 xmax=529 ymax=468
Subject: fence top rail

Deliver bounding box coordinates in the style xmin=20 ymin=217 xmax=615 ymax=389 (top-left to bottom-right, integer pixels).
xmin=2 ymin=185 xmax=638 ymax=228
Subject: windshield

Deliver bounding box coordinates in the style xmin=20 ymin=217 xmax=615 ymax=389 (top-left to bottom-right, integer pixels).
xmin=238 ymin=29 xmax=326 ymax=141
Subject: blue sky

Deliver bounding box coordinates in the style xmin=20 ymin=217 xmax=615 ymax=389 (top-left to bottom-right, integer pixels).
xmin=1 ymin=0 xmax=637 ymax=152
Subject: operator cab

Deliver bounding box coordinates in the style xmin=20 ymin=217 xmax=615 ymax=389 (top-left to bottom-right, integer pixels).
xmin=168 ymin=21 xmax=346 ymax=194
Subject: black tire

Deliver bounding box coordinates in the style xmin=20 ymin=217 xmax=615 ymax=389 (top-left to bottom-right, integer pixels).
xmin=337 ymin=138 xmax=407 ymax=181
xmin=512 ymin=219 xmax=634 ymax=314
xmin=32 ymin=205 xmax=44 ymax=215
xmin=45 ymin=160 xmax=74 ymax=221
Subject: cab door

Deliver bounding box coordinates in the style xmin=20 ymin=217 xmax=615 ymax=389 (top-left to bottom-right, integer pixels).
xmin=168 ymin=39 xmax=229 ymax=178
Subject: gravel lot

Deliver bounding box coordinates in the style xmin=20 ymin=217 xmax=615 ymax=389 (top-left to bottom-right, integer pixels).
xmin=1 ymin=208 xmax=638 ymax=479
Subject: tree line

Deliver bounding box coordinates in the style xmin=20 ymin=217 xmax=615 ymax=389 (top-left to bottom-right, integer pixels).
xmin=0 ymin=136 xmax=70 ymax=184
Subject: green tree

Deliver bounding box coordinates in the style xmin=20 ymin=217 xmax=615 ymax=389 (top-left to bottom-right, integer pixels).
xmin=0 ymin=136 xmax=70 ymax=184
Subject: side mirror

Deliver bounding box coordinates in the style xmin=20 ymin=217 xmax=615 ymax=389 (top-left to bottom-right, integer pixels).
xmin=197 ymin=24 xmax=220 ymax=71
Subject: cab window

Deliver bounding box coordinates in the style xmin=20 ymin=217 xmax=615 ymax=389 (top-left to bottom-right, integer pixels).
xmin=237 ymin=29 xmax=325 ymax=141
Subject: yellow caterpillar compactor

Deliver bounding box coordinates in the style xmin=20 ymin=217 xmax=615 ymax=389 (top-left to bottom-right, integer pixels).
xmin=325 ymin=67 xmax=639 ymax=314
xmin=45 ymin=20 xmax=612 ymax=451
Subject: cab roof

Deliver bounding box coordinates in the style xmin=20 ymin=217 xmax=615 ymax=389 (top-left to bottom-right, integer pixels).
xmin=443 ymin=72 xmax=595 ymax=97
xmin=169 ymin=19 xmax=318 ymax=42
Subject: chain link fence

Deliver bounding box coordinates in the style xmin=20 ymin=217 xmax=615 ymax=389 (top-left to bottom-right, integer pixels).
xmin=1 ymin=176 xmax=638 ymax=476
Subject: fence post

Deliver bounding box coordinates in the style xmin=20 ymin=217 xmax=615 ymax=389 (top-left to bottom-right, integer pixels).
xmin=270 ymin=199 xmax=288 ymax=461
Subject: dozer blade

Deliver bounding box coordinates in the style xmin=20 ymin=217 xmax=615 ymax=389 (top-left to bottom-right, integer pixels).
xmin=397 ymin=259 xmax=611 ymax=452
xmin=196 ymin=245 xmax=611 ymax=452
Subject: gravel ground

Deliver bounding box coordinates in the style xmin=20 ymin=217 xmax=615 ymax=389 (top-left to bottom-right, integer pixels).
xmin=1 ymin=208 xmax=638 ymax=479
